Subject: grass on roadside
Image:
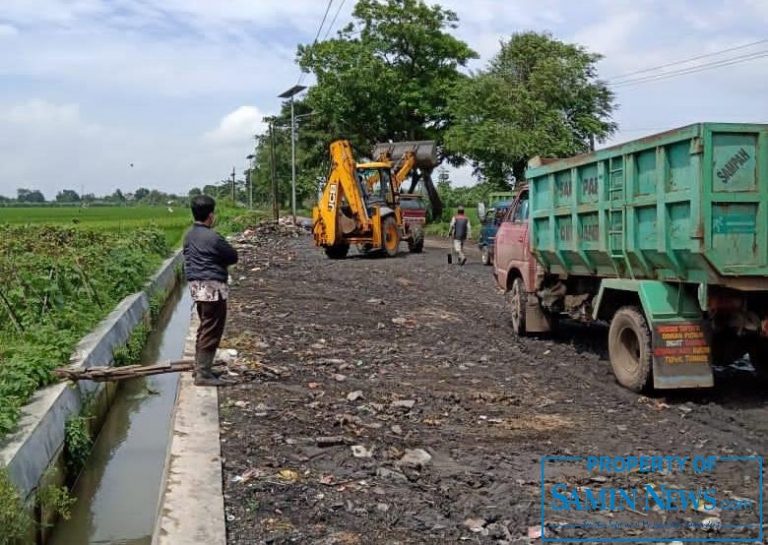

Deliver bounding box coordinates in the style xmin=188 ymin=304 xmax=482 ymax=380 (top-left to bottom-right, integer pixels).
xmin=0 ymin=225 xmax=171 ymax=437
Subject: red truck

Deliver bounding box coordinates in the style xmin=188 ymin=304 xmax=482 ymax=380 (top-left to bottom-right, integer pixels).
xmin=492 ymin=187 xmax=541 ymax=335
xmin=493 ymin=123 xmax=768 ymax=392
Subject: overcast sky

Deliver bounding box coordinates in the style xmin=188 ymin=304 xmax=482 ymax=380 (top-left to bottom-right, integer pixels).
xmin=0 ymin=0 xmax=767 ymax=199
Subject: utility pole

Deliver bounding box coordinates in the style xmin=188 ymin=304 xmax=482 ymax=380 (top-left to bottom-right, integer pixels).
xmin=290 ymin=97 xmax=296 ymax=224
xmin=269 ymin=122 xmax=279 ymax=222
xmin=247 ymin=150 xmax=256 ymax=210
xmin=231 ymin=166 xmax=236 ymax=205
xmin=278 ymin=85 xmax=306 ymax=224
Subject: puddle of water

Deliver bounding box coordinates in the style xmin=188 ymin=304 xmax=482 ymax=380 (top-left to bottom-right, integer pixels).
xmin=49 ymin=284 xmax=193 ymax=545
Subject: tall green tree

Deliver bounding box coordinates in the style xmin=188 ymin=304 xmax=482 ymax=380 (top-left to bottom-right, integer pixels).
xmin=445 ymin=32 xmax=616 ymax=186
xmin=297 ymin=0 xmax=477 ymax=155
xmin=16 ymin=188 xmax=45 ymax=203
xmin=55 ymin=189 xmax=80 ymax=203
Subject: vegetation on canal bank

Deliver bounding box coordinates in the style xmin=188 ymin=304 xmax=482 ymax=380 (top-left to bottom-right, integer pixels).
xmin=0 ymin=225 xmax=170 ymax=437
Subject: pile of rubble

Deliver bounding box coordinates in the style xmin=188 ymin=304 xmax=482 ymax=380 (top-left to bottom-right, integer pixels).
xmin=233 ymin=217 xmax=310 ymax=245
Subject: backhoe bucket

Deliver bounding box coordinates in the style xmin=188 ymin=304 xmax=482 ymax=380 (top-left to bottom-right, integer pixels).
xmin=372 ymin=141 xmax=438 ymax=169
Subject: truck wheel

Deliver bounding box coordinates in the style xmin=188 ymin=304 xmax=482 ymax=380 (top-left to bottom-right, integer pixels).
xmin=507 ymin=277 xmax=527 ymax=336
xmin=481 ymin=246 xmax=492 ymax=266
xmin=382 ymin=216 xmax=400 ymax=257
xmin=325 ymin=244 xmax=349 ymax=259
xmin=408 ymin=226 xmax=424 ymax=253
xmin=608 ymin=306 xmax=652 ymax=392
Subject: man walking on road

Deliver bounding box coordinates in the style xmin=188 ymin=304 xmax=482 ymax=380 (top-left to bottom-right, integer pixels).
xmin=183 ymin=195 xmax=239 ymax=386
xmin=448 ymin=206 xmax=471 ymax=265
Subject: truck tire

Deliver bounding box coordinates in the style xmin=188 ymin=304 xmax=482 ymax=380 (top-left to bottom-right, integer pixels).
xmin=481 ymin=246 xmax=492 ymax=266
xmin=408 ymin=226 xmax=424 ymax=253
xmin=382 ymin=216 xmax=400 ymax=257
xmin=608 ymin=306 xmax=652 ymax=392
xmin=325 ymin=244 xmax=349 ymax=259
xmin=507 ymin=277 xmax=527 ymax=336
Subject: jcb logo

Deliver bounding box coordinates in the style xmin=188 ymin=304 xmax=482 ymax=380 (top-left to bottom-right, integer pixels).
xmin=328 ymin=185 xmax=338 ymax=211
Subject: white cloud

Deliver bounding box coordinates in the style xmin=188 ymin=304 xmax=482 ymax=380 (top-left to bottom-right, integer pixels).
xmin=204 ymin=106 xmax=268 ymax=144
xmin=0 ymin=0 xmax=767 ymax=198
xmin=3 ymin=99 xmax=83 ymax=126
xmin=0 ymin=24 xmax=19 ymax=38
xmin=0 ymin=99 xmax=264 ymax=199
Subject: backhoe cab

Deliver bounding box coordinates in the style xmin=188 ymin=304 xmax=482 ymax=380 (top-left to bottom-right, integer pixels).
xmin=312 ymin=139 xmax=438 ymax=259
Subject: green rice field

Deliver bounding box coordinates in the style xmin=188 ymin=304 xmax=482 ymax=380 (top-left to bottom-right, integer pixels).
xmin=0 ymin=206 xmax=192 ymax=246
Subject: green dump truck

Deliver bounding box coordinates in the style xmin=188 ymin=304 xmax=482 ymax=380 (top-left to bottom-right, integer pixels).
xmin=493 ymin=123 xmax=768 ymax=391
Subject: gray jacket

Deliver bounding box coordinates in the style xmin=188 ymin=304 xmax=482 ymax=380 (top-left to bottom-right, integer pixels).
xmin=183 ymin=223 xmax=238 ymax=282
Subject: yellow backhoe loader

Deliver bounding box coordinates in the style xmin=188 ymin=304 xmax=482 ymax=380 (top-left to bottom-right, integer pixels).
xmin=312 ymin=139 xmax=438 ymax=259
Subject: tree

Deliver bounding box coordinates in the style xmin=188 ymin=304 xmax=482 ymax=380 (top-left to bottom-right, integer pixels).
xmin=134 ymin=187 xmax=150 ymax=201
xmin=297 ymin=0 xmax=477 ymax=156
xmin=55 ymin=189 xmax=81 ymax=203
xmin=445 ymin=32 xmax=616 ymax=185
xmin=17 ymin=188 xmax=45 ymax=203
xmin=110 ymin=188 xmax=126 ymax=203
xmin=188 ymin=187 xmax=202 ymax=198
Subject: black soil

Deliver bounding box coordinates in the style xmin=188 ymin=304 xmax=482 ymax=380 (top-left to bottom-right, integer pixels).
xmin=218 ymin=225 xmax=768 ymax=545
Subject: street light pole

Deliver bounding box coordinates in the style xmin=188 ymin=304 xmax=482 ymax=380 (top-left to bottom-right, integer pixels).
xmin=290 ymin=96 xmax=296 ymax=224
xmin=246 ymin=154 xmax=255 ymax=210
xmin=278 ymin=84 xmax=306 ymax=225
xmin=269 ymin=122 xmax=279 ymax=222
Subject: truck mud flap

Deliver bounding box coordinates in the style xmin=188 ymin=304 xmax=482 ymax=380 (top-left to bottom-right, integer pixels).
xmin=525 ymin=297 xmax=552 ymax=333
xmin=651 ymin=321 xmax=714 ymax=389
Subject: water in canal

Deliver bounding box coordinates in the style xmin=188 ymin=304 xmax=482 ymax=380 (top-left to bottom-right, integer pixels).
xmin=49 ymin=285 xmax=192 ymax=545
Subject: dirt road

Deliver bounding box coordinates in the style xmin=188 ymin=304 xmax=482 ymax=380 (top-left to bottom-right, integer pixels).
xmin=218 ymin=226 xmax=767 ymax=544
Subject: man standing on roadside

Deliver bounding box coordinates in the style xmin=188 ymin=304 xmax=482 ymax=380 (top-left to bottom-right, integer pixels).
xmin=183 ymin=195 xmax=238 ymax=386
xmin=448 ymin=205 xmax=471 ymax=265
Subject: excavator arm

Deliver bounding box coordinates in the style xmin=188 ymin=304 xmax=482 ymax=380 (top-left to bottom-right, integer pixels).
xmin=313 ymin=140 xmax=371 ymax=247
xmin=372 ymin=140 xmax=442 ymax=219
xmin=393 ymin=152 xmax=416 ymax=192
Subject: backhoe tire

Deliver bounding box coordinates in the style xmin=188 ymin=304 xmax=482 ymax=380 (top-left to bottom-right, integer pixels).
xmin=408 ymin=226 xmax=424 ymax=253
xmin=382 ymin=216 xmax=400 ymax=257
xmin=608 ymin=306 xmax=653 ymax=393
xmin=507 ymin=277 xmax=527 ymax=336
xmin=325 ymin=244 xmax=349 ymax=260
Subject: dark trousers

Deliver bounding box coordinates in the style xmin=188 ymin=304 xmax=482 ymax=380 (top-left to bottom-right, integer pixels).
xmin=195 ymin=300 xmax=227 ymax=354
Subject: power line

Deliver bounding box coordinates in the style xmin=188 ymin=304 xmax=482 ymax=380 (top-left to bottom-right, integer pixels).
xmin=298 ymin=0 xmax=334 ymax=85
xmin=612 ymin=49 xmax=768 ymax=88
xmin=322 ymin=0 xmax=348 ymax=41
xmin=608 ymin=38 xmax=768 ymax=82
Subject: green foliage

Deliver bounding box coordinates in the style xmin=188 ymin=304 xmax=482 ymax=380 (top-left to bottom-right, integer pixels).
xmin=0 ymin=206 xmax=192 ymax=247
xmin=149 ymin=290 xmax=168 ymax=322
xmin=220 ymin=210 xmax=271 ymax=235
xmin=0 ymin=467 xmax=32 ymax=545
xmin=297 ymin=0 xmax=476 ymax=150
xmin=0 ymin=225 xmax=170 ymax=437
xmin=445 ymin=31 xmax=616 ymax=185
xmin=38 ymin=482 xmax=76 ymax=523
xmin=241 ymin=0 xmax=479 ymax=212
xmin=64 ymin=415 xmax=93 ymax=474
xmin=112 ymin=323 xmax=150 ymax=366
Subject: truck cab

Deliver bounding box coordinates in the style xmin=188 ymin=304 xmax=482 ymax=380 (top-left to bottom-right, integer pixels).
xmin=478 ymin=200 xmax=512 ymax=266
xmin=493 ymin=187 xmax=551 ymax=334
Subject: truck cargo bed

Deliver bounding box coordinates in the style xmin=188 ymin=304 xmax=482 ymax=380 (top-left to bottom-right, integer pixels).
xmin=527 ymin=123 xmax=768 ymax=287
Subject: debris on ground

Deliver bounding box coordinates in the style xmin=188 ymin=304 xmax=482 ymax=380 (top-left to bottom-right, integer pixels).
xmin=397 ymin=448 xmax=432 ymax=469
xmin=219 ymin=232 xmax=768 ymax=544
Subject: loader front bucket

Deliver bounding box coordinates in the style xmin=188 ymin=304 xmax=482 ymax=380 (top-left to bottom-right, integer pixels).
xmin=372 ymin=141 xmax=438 ymax=169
